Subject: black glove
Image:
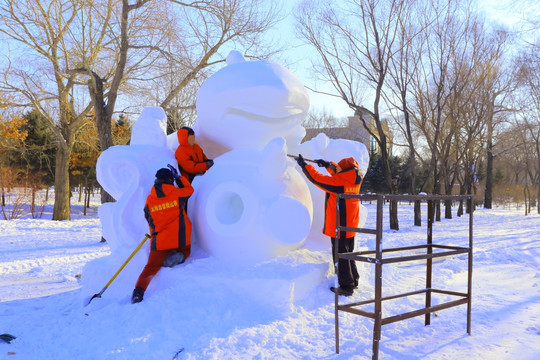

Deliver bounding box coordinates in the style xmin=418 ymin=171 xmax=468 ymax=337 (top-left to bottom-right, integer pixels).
xmin=205 ymin=159 xmax=214 ymax=168
xmin=295 ymin=154 xmax=307 ymax=167
xmin=315 ymin=159 xmax=331 ymax=168
xmin=167 ymin=164 xmax=180 ymax=179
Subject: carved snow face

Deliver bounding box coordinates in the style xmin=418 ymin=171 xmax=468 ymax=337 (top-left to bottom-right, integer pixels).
xmin=195 ymin=52 xmax=309 ymax=156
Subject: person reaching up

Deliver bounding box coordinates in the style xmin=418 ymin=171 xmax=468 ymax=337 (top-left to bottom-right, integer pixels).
xmin=175 ymin=126 xmax=213 ymax=183
xmin=295 ymin=155 xmax=363 ymax=297
xmin=131 ymin=165 xmax=193 ymax=304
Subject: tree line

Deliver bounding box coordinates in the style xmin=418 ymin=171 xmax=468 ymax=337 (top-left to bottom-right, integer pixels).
xmin=0 ymin=0 xmax=539 ymax=229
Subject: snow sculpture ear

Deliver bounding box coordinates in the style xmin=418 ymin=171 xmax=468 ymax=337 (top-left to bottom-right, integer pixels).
xmin=226 ymin=50 xmax=246 ymax=65
xmin=130 ymin=107 xmax=168 ymax=147
xmin=313 ymin=133 xmax=330 ymax=152
xmin=258 ymin=137 xmax=288 ymax=180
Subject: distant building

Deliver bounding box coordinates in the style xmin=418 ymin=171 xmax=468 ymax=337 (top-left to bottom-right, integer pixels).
xmin=303 ymin=109 xmax=393 ymax=155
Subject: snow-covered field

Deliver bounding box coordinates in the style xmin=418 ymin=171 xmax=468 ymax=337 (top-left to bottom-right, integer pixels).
xmin=1 ymin=193 xmax=539 ymax=359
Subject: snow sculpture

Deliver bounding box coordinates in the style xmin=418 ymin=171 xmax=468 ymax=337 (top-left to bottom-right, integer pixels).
xmin=87 ymin=51 xmax=369 ymax=303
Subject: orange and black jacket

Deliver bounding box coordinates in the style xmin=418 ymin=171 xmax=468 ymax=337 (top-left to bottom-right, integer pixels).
xmin=144 ymin=176 xmax=194 ymax=255
xmin=301 ymin=159 xmax=362 ymax=238
xmin=175 ymin=128 xmax=211 ymax=183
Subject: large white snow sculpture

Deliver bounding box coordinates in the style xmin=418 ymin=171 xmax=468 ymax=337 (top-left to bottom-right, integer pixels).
xmin=86 ymin=51 xmax=370 ymax=306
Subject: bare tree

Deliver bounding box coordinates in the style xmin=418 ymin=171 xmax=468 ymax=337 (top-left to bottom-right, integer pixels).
xmin=385 ymin=1 xmax=424 ymax=225
xmin=515 ymin=50 xmax=540 ymax=213
xmin=407 ymin=0 xmax=467 ymax=219
xmin=0 ymin=0 xmax=98 ymax=220
xmin=479 ymin=28 xmax=514 ymax=209
xmin=157 ymin=0 xmax=281 ymax=116
xmin=67 ymin=0 xmax=162 ymax=203
xmin=295 ymin=0 xmax=407 ymax=230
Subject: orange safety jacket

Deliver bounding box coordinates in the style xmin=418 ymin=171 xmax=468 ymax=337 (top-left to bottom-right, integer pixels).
xmin=144 ymin=176 xmax=194 ymax=253
xmin=301 ymin=159 xmax=363 ymax=238
xmin=175 ymin=128 xmax=210 ymax=183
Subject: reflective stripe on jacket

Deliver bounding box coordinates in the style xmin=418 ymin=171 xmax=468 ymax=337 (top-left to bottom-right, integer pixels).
xmin=144 ymin=177 xmax=194 ymax=251
xmin=302 ymin=161 xmax=362 ymax=238
xmin=175 ymin=128 xmax=210 ymax=183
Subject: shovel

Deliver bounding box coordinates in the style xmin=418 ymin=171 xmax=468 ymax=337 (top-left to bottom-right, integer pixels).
xmin=86 ymin=234 xmax=150 ymax=306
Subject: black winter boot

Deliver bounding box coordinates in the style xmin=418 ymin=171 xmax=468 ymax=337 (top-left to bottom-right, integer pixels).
xmin=330 ymin=286 xmax=354 ymax=296
xmin=131 ymin=288 xmax=144 ymax=304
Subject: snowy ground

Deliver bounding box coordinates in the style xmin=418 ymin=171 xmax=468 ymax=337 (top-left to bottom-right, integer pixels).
xmin=1 ymin=192 xmax=539 ymax=359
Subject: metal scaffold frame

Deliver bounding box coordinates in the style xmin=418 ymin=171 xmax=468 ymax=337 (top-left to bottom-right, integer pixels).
xmin=333 ymin=194 xmax=473 ymax=359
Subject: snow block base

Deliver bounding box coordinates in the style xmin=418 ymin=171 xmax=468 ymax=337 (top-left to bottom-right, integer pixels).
xmin=158 ymin=248 xmax=333 ymax=312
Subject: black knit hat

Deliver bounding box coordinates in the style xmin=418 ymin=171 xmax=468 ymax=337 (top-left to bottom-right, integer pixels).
xmin=181 ymin=126 xmax=195 ymax=136
xmin=155 ymin=168 xmax=174 ymax=181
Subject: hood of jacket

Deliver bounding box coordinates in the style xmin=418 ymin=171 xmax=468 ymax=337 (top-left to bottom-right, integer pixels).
xmin=177 ymin=128 xmax=191 ymax=147
xmin=338 ymin=157 xmax=359 ymax=171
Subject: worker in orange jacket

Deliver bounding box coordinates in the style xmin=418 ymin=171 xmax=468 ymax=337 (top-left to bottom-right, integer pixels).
xmin=295 ymin=155 xmax=363 ymax=296
xmin=175 ymin=126 xmax=213 ymax=183
xmin=131 ymin=166 xmax=194 ymax=304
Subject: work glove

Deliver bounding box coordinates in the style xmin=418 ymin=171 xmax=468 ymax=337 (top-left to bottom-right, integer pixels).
xmin=295 ymin=154 xmax=307 ymax=167
xmin=315 ymin=159 xmax=331 ymax=168
xmin=206 ymin=159 xmax=214 ymax=168
xmin=167 ymin=164 xmax=181 ymax=179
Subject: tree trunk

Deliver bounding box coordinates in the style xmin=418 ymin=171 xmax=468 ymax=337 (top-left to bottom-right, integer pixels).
xmin=84 ymin=183 xmax=89 ymax=216
xmin=484 ymin=122 xmax=494 ymax=209
xmin=88 ymin=70 xmax=116 ymax=205
xmin=434 ymin=177 xmax=441 ymax=222
xmin=414 ymin=200 xmax=421 ymax=226
xmin=379 ymin=134 xmax=399 ymax=230
xmin=407 ymin=137 xmax=421 ymax=226
xmin=484 ymin=149 xmax=493 ymax=209
xmin=52 ymin=143 xmax=72 ymax=220
xmin=389 ymin=199 xmax=399 ymax=230
xmin=524 ymin=186 xmax=529 ymax=216
xmin=31 ymin=187 xmax=36 ymax=215
xmin=444 ymin=199 xmax=452 ymax=219
xmin=466 ymin=170 xmax=473 ymax=214
xmin=443 ymin=175 xmax=453 ymax=219
xmin=537 ymin=182 xmax=540 ymax=214
xmin=457 ymin=196 xmax=464 ymax=216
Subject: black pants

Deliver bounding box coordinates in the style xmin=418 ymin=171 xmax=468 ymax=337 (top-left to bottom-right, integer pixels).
xmin=331 ymin=236 xmax=359 ymax=289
